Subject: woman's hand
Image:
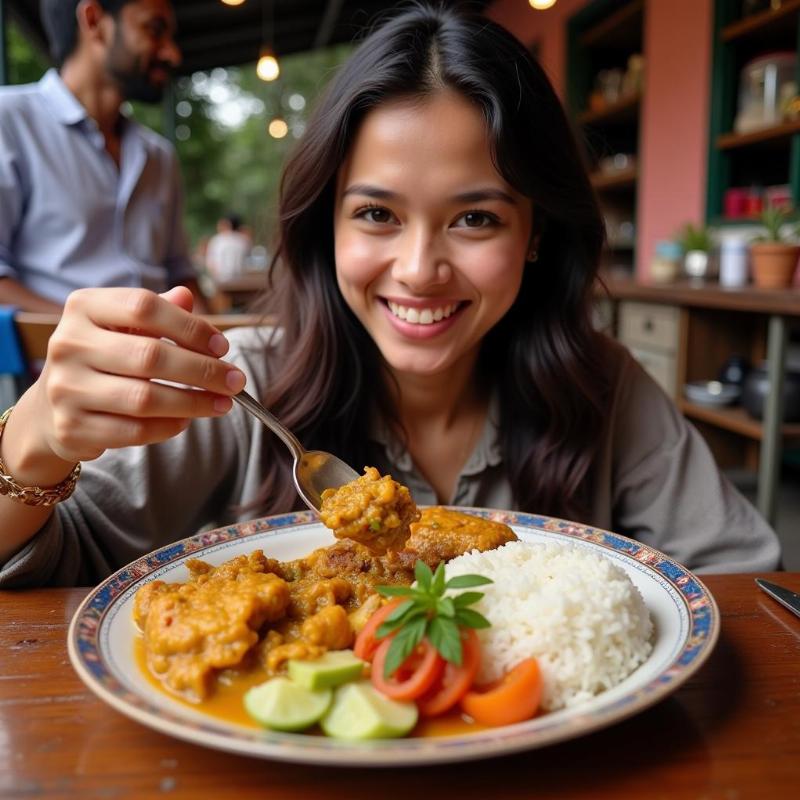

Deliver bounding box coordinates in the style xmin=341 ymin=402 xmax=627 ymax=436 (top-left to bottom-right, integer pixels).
xmin=29 ymin=286 xmax=246 ymax=464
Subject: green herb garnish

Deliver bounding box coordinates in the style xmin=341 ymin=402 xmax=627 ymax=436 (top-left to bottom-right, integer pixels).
xmin=369 ymin=519 xmax=382 ymax=531
xmin=374 ymin=561 xmax=492 ymax=678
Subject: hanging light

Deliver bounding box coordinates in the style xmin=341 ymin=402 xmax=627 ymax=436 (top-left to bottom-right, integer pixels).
xmin=268 ymin=118 xmax=288 ymax=138
xmin=529 ymin=0 xmax=557 ymax=9
xmin=257 ymin=48 xmax=280 ymax=81
xmin=220 ymin=0 xmax=246 ymax=6
xmin=256 ymin=0 xmax=280 ymax=81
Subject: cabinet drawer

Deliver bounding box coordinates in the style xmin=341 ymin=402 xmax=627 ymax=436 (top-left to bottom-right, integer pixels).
xmin=629 ymin=346 xmax=677 ymax=398
xmin=618 ymin=301 xmax=680 ymax=353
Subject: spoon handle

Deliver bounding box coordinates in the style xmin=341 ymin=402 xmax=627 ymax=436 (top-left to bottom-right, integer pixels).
xmin=232 ymin=389 xmax=305 ymax=462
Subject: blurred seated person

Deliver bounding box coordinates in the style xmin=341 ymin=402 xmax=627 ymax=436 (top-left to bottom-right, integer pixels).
xmin=205 ymin=214 xmax=252 ymax=284
xmin=0 ymin=0 xmax=207 ymax=314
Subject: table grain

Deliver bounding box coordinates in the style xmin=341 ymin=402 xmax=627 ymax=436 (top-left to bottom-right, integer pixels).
xmin=2 ymin=573 xmax=799 ymax=799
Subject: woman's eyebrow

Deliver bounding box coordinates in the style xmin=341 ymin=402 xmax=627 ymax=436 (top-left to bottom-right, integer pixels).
xmin=453 ymin=188 xmax=518 ymax=205
xmin=341 ymin=185 xmax=517 ymax=205
xmin=342 ymin=184 xmax=401 ymax=201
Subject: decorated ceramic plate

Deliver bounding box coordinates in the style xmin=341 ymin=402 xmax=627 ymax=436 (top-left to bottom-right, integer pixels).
xmin=68 ymin=509 xmax=719 ymax=766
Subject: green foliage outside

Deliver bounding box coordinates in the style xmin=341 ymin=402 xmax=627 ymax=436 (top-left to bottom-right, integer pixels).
xmin=4 ymin=19 xmax=351 ymax=248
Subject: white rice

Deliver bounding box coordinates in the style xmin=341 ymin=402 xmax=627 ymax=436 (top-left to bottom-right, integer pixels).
xmin=445 ymin=540 xmax=653 ymax=712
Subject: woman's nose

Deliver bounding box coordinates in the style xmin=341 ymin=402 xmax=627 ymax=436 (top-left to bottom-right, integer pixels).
xmin=390 ymin=229 xmax=451 ymax=289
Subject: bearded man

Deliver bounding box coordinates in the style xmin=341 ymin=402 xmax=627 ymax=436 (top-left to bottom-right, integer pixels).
xmin=0 ymin=0 xmax=206 ymax=312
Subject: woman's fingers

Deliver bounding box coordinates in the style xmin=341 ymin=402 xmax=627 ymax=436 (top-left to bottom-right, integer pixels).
xmin=49 ymin=410 xmax=193 ymax=460
xmin=57 ymin=372 xmax=234 ymax=420
xmin=51 ymin=326 xmax=245 ymax=396
xmin=63 ymin=287 xmax=230 ymax=358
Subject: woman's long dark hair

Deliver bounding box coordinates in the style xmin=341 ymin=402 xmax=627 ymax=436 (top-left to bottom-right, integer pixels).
xmin=252 ymin=2 xmax=611 ymax=520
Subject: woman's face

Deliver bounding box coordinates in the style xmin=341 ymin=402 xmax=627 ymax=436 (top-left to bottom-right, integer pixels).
xmin=334 ymin=90 xmax=533 ymax=379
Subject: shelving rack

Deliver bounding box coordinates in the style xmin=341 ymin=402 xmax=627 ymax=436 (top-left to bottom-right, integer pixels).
xmin=706 ymin=0 xmax=800 ymax=222
xmin=567 ymin=0 xmax=645 ymax=276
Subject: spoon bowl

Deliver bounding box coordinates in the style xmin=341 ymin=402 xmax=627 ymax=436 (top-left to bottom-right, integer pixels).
xmin=232 ymin=389 xmax=359 ymax=511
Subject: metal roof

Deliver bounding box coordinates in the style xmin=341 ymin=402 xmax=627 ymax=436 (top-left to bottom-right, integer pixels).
xmin=8 ymin=1 xmax=493 ymax=74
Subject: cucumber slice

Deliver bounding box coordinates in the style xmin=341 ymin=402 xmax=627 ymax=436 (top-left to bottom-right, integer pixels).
xmin=244 ymin=677 xmax=332 ymax=731
xmin=320 ymin=681 xmax=418 ymax=740
xmin=288 ymin=649 xmax=366 ymax=691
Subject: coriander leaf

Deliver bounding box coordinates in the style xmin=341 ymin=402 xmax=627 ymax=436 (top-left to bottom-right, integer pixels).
xmin=431 ymin=562 xmax=446 ymax=597
xmin=414 ymin=560 xmax=434 ymax=592
xmin=453 ymin=591 xmax=484 ymax=608
xmin=375 ymin=585 xmax=416 ymax=597
xmin=436 ymin=597 xmax=456 ymax=618
xmin=454 ymin=608 xmax=492 ymax=629
xmin=428 ymin=616 xmax=462 ymax=665
xmin=445 ymin=574 xmax=493 ymax=589
xmin=383 ymin=616 xmax=427 ymax=678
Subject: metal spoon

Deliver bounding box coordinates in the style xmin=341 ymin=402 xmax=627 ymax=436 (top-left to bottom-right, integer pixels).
xmin=232 ymin=389 xmax=360 ymax=511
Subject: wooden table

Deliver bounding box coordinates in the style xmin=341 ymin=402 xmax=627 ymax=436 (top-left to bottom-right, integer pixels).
xmin=2 ymin=573 xmax=799 ymax=799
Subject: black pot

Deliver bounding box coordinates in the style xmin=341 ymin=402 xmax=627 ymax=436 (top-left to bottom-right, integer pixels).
xmin=741 ymin=364 xmax=800 ymax=422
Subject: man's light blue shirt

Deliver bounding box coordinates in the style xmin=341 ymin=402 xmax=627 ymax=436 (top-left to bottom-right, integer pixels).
xmin=0 ymin=69 xmax=195 ymax=304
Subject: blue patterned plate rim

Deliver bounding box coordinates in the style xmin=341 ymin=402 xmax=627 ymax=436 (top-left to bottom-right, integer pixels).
xmin=67 ymin=507 xmax=720 ymax=767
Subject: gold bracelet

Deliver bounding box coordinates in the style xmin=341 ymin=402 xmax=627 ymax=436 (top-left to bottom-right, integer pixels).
xmin=0 ymin=407 xmax=81 ymax=507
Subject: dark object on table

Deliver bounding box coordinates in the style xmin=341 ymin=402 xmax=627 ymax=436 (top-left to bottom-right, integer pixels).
xmin=717 ymin=355 xmax=751 ymax=387
xmin=741 ymin=363 xmax=800 ymax=422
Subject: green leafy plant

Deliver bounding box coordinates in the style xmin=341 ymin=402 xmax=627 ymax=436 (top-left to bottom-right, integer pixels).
xmin=374 ymin=561 xmax=492 ymax=678
xmin=753 ymin=205 xmax=798 ymax=243
xmin=678 ymin=222 xmax=714 ymax=252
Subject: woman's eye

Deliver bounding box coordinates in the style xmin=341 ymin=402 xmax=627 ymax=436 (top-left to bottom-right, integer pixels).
xmin=357 ymin=206 xmax=395 ymax=224
xmin=454 ymin=211 xmax=497 ymax=229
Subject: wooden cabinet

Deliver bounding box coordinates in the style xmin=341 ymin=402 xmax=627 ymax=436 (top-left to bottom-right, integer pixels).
xmin=617 ymin=301 xmax=680 ymax=397
xmin=600 ymin=277 xmax=800 ymax=525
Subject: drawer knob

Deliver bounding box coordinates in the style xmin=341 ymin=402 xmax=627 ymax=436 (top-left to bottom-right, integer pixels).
xmin=643 ymin=319 xmax=654 ymax=332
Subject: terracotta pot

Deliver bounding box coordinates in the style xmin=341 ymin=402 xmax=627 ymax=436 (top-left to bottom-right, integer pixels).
xmin=750 ymin=242 xmax=800 ymax=289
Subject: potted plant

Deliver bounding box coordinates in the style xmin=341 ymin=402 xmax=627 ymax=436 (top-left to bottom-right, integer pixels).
xmin=678 ymin=223 xmax=715 ymax=280
xmin=750 ymin=206 xmax=800 ymax=289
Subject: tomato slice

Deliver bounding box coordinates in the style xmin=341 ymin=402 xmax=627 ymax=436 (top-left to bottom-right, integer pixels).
xmin=353 ymin=598 xmax=404 ymax=661
xmin=417 ymin=627 xmax=482 ymax=718
xmin=371 ymin=637 xmax=445 ymax=701
xmin=460 ymin=658 xmax=542 ymax=727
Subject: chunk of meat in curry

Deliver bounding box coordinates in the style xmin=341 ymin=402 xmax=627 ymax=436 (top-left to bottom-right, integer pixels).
xmin=319 ymin=466 xmax=419 ymax=553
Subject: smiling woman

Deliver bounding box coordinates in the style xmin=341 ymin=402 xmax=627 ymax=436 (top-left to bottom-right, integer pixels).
xmin=0 ymin=3 xmax=781 ymax=590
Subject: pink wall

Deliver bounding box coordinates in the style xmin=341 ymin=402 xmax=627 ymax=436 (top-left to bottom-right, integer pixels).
xmin=487 ymin=0 xmax=714 ymax=279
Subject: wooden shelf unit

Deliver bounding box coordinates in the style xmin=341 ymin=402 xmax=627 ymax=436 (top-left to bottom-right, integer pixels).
xmin=577 ymin=92 xmax=641 ymax=127
xmin=579 ymin=0 xmax=644 ymax=49
xmin=599 ymin=276 xmax=800 ymax=525
xmin=717 ymin=120 xmax=800 ymax=150
xmin=568 ymin=1 xmax=644 ymax=278
xmin=721 ymin=0 xmax=800 ymax=43
xmin=590 ymin=165 xmax=638 ymax=190
xmin=706 ymin=1 xmax=800 ymax=221
xmin=679 ymin=401 xmax=800 ymax=441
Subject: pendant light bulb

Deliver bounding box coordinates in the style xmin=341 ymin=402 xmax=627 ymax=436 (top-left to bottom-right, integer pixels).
xmin=529 ymin=0 xmax=557 ymax=9
xmin=257 ymin=49 xmax=280 ymax=82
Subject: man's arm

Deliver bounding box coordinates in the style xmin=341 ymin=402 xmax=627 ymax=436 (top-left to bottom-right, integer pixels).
xmin=0 ymin=278 xmax=63 ymax=313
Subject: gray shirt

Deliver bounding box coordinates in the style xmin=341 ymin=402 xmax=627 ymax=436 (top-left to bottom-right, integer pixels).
xmin=0 ymin=70 xmax=195 ymax=303
xmin=0 ymin=327 xmax=781 ymax=587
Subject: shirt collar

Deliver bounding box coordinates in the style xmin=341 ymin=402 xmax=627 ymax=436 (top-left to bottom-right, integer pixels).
xmin=39 ymin=69 xmax=89 ymax=127
xmin=370 ymin=389 xmax=504 ymax=476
